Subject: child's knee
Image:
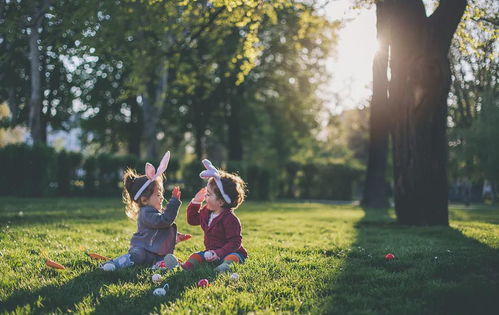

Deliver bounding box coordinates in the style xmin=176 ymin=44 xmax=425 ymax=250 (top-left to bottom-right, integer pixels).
xmin=188 ymin=252 xmax=205 ymax=263
xmin=129 ymin=247 xmax=147 ymax=265
xmin=224 ymin=253 xmax=243 ymax=264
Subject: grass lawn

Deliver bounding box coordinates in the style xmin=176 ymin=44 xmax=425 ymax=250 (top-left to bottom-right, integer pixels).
xmin=0 ymin=198 xmax=498 ymax=314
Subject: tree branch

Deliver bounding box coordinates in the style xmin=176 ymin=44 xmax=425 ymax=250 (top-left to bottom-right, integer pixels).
xmin=429 ymin=0 xmax=467 ymax=52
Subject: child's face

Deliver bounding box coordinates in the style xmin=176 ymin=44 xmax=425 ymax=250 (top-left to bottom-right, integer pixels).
xmin=146 ymin=182 xmax=164 ymax=210
xmin=205 ymin=183 xmax=224 ymax=211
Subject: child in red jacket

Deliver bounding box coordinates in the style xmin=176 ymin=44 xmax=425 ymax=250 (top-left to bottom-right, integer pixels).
xmin=165 ymin=159 xmax=247 ymax=273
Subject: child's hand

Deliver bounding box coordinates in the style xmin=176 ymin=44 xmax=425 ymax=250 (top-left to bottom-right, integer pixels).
xmin=192 ymin=187 xmax=207 ymax=203
xmin=172 ymin=186 xmax=181 ymax=200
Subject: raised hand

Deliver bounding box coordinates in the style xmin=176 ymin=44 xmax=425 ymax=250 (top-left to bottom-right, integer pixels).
xmin=192 ymin=187 xmax=207 ymax=203
xmin=172 ymin=186 xmax=181 ymax=200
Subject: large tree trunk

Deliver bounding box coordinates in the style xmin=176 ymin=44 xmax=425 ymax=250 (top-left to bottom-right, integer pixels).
xmin=389 ymin=0 xmax=466 ymax=225
xmin=27 ymin=0 xmax=50 ymax=144
xmin=28 ymin=21 xmax=43 ymax=143
xmin=362 ymin=1 xmax=390 ymax=208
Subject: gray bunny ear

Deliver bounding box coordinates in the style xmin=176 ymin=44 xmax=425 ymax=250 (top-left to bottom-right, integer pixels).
xmin=198 ymin=159 xmax=231 ymax=204
xmin=200 ymin=159 xmax=219 ymax=179
xmin=202 ymin=159 xmax=216 ymax=171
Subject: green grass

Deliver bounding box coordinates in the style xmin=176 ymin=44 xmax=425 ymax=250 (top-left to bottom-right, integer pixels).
xmin=0 ymin=198 xmax=498 ymax=314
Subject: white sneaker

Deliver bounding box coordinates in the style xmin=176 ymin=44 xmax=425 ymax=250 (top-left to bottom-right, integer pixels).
xmin=164 ymin=254 xmax=180 ymax=270
xmin=101 ymin=263 xmax=116 ymax=271
xmin=214 ymin=262 xmax=231 ymax=273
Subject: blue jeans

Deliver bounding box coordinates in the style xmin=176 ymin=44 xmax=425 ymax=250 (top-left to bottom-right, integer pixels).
xmin=107 ymin=247 xmax=163 ymax=269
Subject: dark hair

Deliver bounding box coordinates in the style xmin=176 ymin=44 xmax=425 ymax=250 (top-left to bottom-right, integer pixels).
xmin=208 ymin=171 xmax=246 ymax=210
xmin=122 ymin=168 xmax=162 ymax=219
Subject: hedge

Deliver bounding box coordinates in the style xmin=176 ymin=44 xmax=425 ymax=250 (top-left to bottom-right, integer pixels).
xmin=0 ymin=144 xmax=363 ymax=200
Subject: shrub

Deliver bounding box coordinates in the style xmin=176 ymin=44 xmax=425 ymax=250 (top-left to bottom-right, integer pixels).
xmin=0 ymin=144 xmax=57 ymax=197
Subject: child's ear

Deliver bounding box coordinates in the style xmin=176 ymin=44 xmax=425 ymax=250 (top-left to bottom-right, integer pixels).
xmin=218 ymin=198 xmax=225 ymax=207
xmin=140 ymin=195 xmax=148 ymax=205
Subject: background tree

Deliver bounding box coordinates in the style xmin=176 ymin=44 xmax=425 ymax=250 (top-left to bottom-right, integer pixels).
xmin=448 ymin=0 xmax=499 ymax=203
xmin=388 ymin=0 xmax=467 ymax=225
xmin=362 ymin=0 xmax=390 ymax=208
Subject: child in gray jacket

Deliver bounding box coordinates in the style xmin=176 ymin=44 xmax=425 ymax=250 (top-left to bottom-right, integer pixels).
xmin=102 ymin=151 xmax=189 ymax=271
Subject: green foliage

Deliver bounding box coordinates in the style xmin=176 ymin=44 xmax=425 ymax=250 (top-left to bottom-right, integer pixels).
xmin=448 ymin=12 xmax=499 ymax=187
xmin=294 ymin=162 xmax=364 ymax=200
xmin=0 ymin=0 xmax=92 ymax=129
xmin=0 ymin=199 xmax=497 ymax=313
xmin=181 ymin=160 xmax=205 ymax=198
xmin=82 ymin=154 xmax=148 ymax=196
xmin=56 ymin=151 xmax=83 ymax=196
xmin=455 ymin=0 xmax=498 ymax=61
xmin=246 ymin=164 xmax=273 ymax=200
xmin=0 ymin=144 xmax=57 ymax=197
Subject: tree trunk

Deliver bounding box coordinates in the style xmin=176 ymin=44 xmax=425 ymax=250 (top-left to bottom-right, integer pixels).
xmin=27 ymin=0 xmax=50 ymax=144
xmin=141 ymin=94 xmax=159 ymax=160
xmin=128 ymin=96 xmax=142 ymax=157
xmin=7 ymin=88 xmax=18 ymax=126
xmin=227 ymin=88 xmax=243 ymax=161
xmin=192 ymin=97 xmax=206 ymax=160
xmin=141 ymin=60 xmax=168 ymax=160
xmin=362 ymin=1 xmax=390 ymax=208
xmin=28 ymin=22 xmax=43 ymax=143
xmin=389 ymin=0 xmax=466 ymax=225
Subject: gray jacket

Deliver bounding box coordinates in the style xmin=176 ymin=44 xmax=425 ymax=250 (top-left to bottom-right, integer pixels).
xmin=129 ymin=198 xmax=181 ymax=256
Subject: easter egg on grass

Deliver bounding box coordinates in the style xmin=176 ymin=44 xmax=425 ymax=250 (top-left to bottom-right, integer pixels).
xmin=230 ymin=273 xmax=239 ymax=281
xmin=384 ymin=253 xmax=395 ymax=260
xmin=151 ymin=274 xmax=162 ymax=283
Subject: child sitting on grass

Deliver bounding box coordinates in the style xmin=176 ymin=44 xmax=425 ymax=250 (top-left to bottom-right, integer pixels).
xmin=165 ymin=159 xmax=247 ymax=273
xmin=101 ymin=151 xmax=190 ymax=271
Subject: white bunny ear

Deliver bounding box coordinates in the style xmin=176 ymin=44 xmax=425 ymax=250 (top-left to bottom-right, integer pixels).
xmin=198 ymin=159 xmax=231 ymax=204
xmin=145 ymin=163 xmax=156 ymax=180
xmin=134 ymin=151 xmax=170 ymax=201
xmin=202 ymin=159 xmax=215 ymax=170
xmin=156 ymin=151 xmax=170 ymax=176
xmin=200 ymin=159 xmax=218 ymax=179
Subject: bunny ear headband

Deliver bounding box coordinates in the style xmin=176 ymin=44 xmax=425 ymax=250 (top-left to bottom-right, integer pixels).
xmin=199 ymin=159 xmax=231 ymax=204
xmin=133 ymin=151 xmax=170 ymax=200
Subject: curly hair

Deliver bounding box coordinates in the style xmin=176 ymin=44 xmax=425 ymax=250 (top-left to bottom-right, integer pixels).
xmin=208 ymin=171 xmax=246 ymax=210
xmin=122 ymin=168 xmax=162 ymax=219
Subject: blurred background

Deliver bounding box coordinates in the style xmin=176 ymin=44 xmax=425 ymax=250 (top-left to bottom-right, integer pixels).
xmin=0 ymin=0 xmax=497 ymax=204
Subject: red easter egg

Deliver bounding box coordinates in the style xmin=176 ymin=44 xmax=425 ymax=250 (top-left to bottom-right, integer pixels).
xmin=197 ymin=278 xmax=209 ymax=287
xmin=384 ymin=253 xmax=395 ymax=260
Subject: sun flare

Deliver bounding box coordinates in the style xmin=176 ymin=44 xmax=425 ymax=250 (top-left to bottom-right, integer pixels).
xmin=325 ymin=2 xmax=377 ymax=112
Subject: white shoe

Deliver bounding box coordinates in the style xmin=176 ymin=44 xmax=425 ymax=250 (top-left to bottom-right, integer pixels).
xmin=214 ymin=262 xmax=231 ymax=273
xmin=101 ymin=263 xmax=116 ymax=271
xmin=163 ymin=254 xmax=179 ymax=270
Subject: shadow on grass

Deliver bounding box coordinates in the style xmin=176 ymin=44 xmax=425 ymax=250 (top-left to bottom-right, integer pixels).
xmin=1 ymin=263 xmax=221 ymax=314
xmin=0 ymin=197 xmax=124 ymax=227
xmin=319 ymin=207 xmax=499 ymax=314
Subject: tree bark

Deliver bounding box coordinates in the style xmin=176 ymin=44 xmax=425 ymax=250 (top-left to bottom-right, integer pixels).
xmin=7 ymin=88 xmax=19 ymax=126
xmin=362 ymin=1 xmax=390 ymax=208
xmin=389 ymin=0 xmax=466 ymax=225
xmin=128 ymin=96 xmax=142 ymax=157
xmin=27 ymin=0 xmax=50 ymax=144
xmin=141 ymin=94 xmax=160 ymax=160
xmin=28 ymin=20 xmax=43 ymax=143
xmin=141 ymin=60 xmax=168 ymax=160
xmin=227 ymin=88 xmax=243 ymax=161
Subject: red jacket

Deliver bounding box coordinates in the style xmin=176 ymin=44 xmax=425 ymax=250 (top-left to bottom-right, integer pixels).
xmin=186 ymin=202 xmax=247 ymax=259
